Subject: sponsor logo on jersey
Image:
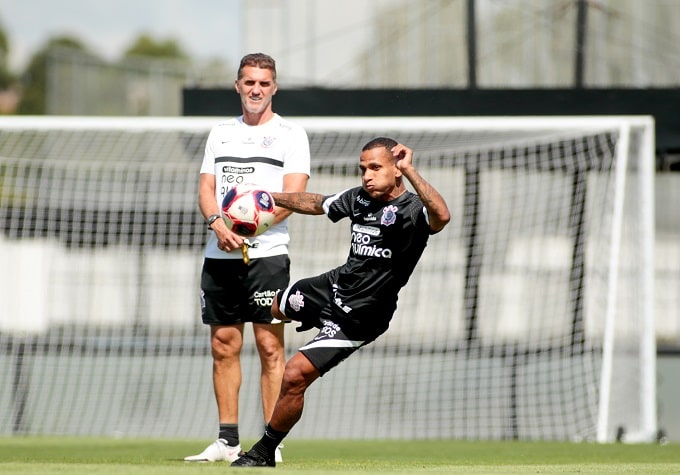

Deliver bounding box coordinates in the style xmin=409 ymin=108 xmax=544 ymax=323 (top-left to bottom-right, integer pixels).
xmin=222 ymin=166 xmax=255 ymax=174
xmin=218 ymin=166 xmax=254 ymax=193
xmin=352 ymin=224 xmax=380 ymax=236
xmin=351 ymin=243 xmax=393 ymax=258
xmin=381 ymin=205 xmax=398 ymax=226
xmin=351 ymin=224 xmax=392 ymax=258
xmin=288 ymin=290 xmax=305 ymax=312
xmin=356 ymin=196 xmax=370 ymax=206
xmin=363 ymin=214 xmax=377 ymax=222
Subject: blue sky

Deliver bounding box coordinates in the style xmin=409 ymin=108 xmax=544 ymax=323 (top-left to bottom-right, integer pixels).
xmin=0 ymin=0 xmax=242 ymax=71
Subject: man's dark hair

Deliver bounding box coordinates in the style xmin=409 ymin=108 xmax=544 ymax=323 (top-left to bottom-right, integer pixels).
xmin=362 ymin=137 xmax=398 ymax=152
xmin=238 ymin=53 xmax=277 ymax=80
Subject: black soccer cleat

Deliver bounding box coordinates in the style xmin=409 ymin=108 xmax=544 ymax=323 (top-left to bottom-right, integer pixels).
xmin=230 ymin=450 xmax=276 ymax=468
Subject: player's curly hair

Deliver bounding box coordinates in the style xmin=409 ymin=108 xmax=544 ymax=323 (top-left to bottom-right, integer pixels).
xmin=362 ymin=137 xmax=398 ymax=152
xmin=238 ymin=53 xmax=277 ymax=80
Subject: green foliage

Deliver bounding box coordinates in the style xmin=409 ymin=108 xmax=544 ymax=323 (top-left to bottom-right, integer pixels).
xmin=0 ymin=63 xmax=14 ymax=90
xmin=17 ymin=36 xmax=90 ymax=114
xmin=2 ymin=22 xmax=193 ymax=115
xmin=0 ymin=23 xmax=7 ymax=56
xmin=0 ymin=17 xmax=15 ymax=89
xmin=123 ymin=34 xmax=188 ymax=60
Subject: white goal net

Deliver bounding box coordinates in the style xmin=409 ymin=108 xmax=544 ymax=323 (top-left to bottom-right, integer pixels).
xmin=0 ymin=116 xmax=656 ymax=443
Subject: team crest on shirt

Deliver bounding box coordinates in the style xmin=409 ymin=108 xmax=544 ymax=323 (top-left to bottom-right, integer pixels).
xmin=288 ymin=290 xmax=305 ymax=312
xmin=381 ymin=205 xmax=398 ymax=226
xmin=261 ymin=136 xmax=275 ymax=148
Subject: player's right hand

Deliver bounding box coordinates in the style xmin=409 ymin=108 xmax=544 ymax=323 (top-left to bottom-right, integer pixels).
xmin=214 ymin=221 xmax=244 ymax=252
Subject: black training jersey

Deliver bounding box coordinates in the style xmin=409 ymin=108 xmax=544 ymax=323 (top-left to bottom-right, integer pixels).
xmin=321 ymin=186 xmax=432 ymax=329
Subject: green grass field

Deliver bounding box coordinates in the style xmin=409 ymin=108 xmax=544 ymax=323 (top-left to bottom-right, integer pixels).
xmin=1 ymin=437 xmax=678 ymax=474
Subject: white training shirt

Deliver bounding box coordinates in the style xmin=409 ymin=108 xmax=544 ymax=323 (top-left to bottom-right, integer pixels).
xmin=201 ymin=113 xmax=311 ymax=259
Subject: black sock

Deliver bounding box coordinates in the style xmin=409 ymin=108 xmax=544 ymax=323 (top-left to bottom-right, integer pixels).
xmin=218 ymin=423 xmax=239 ymax=446
xmin=251 ymin=423 xmax=288 ymax=459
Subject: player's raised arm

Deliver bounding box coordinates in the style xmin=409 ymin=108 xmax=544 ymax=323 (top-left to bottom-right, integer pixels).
xmin=392 ymin=144 xmax=450 ymax=233
xmin=270 ymin=191 xmax=326 ymax=215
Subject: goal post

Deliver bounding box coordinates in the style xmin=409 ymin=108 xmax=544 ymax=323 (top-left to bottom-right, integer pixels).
xmin=0 ymin=115 xmax=656 ymax=442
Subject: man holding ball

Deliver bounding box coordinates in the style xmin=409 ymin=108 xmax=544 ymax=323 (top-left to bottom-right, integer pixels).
xmin=185 ymin=53 xmax=310 ymax=464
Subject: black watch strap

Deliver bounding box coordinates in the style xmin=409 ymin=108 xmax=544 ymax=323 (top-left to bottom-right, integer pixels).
xmin=207 ymin=214 xmax=221 ymax=228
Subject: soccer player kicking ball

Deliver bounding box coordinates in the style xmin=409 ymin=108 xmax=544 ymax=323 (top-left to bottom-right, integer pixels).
xmin=231 ymin=137 xmax=450 ymax=467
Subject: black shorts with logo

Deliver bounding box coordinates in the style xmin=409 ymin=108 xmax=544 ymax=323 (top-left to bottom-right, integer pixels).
xmin=276 ymin=272 xmax=393 ymax=376
xmin=200 ymin=255 xmax=290 ymax=325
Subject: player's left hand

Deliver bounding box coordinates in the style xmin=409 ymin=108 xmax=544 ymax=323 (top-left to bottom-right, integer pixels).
xmin=391 ymin=143 xmax=414 ymax=171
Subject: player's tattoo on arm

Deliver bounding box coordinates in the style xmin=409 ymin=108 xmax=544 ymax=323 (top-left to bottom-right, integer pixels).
xmin=401 ymin=167 xmax=450 ymax=232
xmin=271 ymin=192 xmax=325 ymax=215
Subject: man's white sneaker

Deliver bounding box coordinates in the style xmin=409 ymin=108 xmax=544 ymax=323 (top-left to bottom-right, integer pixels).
xmin=275 ymin=444 xmax=283 ymax=463
xmin=184 ymin=439 xmax=242 ymax=462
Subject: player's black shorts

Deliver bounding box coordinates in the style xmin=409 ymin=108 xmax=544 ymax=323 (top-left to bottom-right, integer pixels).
xmin=276 ymin=272 xmax=393 ymax=376
xmin=200 ymin=255 xmax=290 ymax=325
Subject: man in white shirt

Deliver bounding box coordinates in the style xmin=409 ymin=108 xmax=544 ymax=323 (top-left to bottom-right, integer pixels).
xmin=185 ymin=53 xmax=310 ymax=464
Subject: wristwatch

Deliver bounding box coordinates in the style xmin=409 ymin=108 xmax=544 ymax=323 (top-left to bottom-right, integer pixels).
xmin=206 ymin=214 xmax=221 ymax=228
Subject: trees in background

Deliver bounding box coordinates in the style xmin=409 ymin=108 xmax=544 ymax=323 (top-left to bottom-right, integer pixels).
xmin=17 ymin=36 xmax=90 ymax=115
xmin=123 ymin=35 xmax=187 ymax=61
xmin=0 ymin=19 xmax=19 ymax=114
xmin=0 ymin=21 xmax=14 ymax=89
xmin=3 ymin=26 xmax=191 ymax=115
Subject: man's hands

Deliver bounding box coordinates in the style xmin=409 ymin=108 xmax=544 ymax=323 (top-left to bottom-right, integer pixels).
xmin=210 ymin=218 xmax=245 ymax=252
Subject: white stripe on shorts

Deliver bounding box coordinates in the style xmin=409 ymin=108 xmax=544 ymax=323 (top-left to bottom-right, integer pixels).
xmin=299 ymin=338 xmax=364 ymax=351
xmin=278 ymin=285 xmax=292 ymax=318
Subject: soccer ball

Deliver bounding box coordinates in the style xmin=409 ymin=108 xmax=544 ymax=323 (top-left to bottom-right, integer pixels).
xmin=221 ymin=184 xmax=276 ymax=237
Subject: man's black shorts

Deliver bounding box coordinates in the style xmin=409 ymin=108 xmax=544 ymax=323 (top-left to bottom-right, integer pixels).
xmin=276 ymin=272 xmax=393 ymax=376
xmin=200 ymin=255 xmax=290 ymax=325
